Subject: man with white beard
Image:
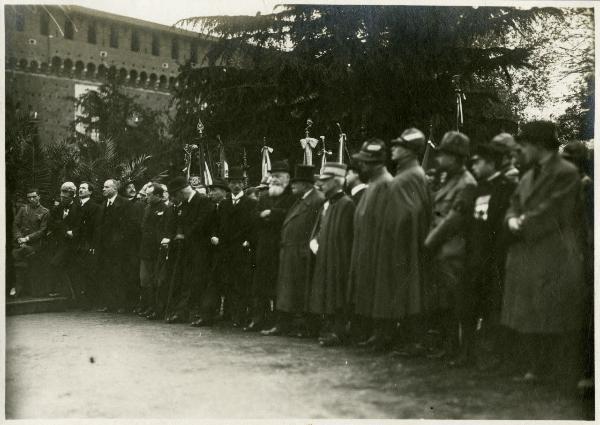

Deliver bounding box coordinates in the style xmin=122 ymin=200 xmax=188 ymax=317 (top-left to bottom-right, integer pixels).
xmin=244 ymin=160 xmax=297 ymax=332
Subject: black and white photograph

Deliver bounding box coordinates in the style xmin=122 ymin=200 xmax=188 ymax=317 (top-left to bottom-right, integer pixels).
xmin=3 ymin=0 xmax=596 ymax=420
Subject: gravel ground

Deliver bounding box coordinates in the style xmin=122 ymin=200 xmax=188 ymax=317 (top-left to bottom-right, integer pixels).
xmin=5 ymin=311 xmax=593 ymax=419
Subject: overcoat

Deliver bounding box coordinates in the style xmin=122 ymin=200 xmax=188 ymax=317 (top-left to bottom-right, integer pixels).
xmin=276 ymin=188 xmax=325 ymax=313
xmin=347 ymin=167 xmax=393 ymax=315
xmin=371 ymin=161 xmax=432 ymax=320
xmin=501 ymin=153 xmax=585 ymax=334
xmin=252 ymin=186 xmax=297 ymax=299
xmin=308 ymin=191 xmax=355 ymax=315
xmin=47 ymin=201 xmax=82 ymax=267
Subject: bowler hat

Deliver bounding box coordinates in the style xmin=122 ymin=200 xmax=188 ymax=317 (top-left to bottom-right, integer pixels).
xmin=562 ymin=141 xmax=589 ymax=164
xmin=391 ymin=128 xmax=426 ymax=153
xmin=437 ymin=131 xmax=470 ymax=158
xmin=269 ymin=160 xmax=290 ymax=174
xmin=291 ymin=164 xmax=316 ymax=183
xmin=318 ymin=162 xmax=348 ymax=180
xmin=352 ymin=138 xmax=387 ymax=163
xmin=228 ymin=166 xmax=245 ymax=181
xmin=167 ymin=176 xmax=189 ymax=194
xmin=208 ymin=178 xmax=231 ymax=192
xmin=515 ymin=121 xmax=560 ymax=150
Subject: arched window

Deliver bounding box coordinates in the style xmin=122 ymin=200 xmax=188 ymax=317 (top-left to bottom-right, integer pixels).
xmin=139 ymin=72 xmax=147 ymax=85
xmin=86 ymin=62 xmax=96 ymax=77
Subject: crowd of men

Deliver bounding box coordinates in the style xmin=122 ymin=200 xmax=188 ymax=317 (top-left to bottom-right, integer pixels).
xmin=10 ymin=120 xmax=594 ymax=391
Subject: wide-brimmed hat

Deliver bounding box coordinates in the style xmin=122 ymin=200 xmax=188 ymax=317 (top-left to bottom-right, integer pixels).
xmin=208 ymin=178 xmax=231 ymax=192
xmin=291 ymin=164 xmax=316 ymax=183
xmin=437 ymin=131 xmax=470 ymax=158
xmin=352 ymin=139 xmax=387 ymax=163
xmin=269 ymin=160 xmax=290 ymax=174
xmin=391 ymin=128 xmax=426 ymax=153
xmin=167 ymin=176 xmax=189 ymax=194
xmin=490 ymin=132 xmax=517 ymax=154
xmin=318 ymin=163 xmax=348 ymax=180
xmin=515 ymin=121 xmax=560 ymax=150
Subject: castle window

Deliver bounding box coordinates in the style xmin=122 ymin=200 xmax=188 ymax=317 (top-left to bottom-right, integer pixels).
xmin=110 ymin=26 xmax=119 ymax=48
xmin=64 ymin=19 xmax=74 ymax=40
xmin=171 ymin=38 xmax=179 ymax=60
xmin=15 ymin=12 xmax=25 ymax=32
xmin=131 ymin=29 xmax=140 ymax=52
xmin=151 ymin=34 xmax=160 ymax=56
xmin=40 ymin=13 xmax=49 ymax=35
xmin=87 ymin=22 xmax=97 ymax=44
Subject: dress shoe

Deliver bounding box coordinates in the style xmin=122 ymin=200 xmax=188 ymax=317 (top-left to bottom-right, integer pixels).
xmin=261 ymin=325 xmax=285 ymax=336
xmin=96 ymin=307 xmax=109 ymax=313
xmin=319 ymin=334 xmax=343 ymax=347
xmin=357 ymin=335 xmax=378 ymax=347
xmin=168 ymin=314 xmax=187 ymax=324
xmin=243 ymin=321 xmax=262 ymax=332
xmin=190 ymin=318 xmax=212 ymax=327
xmin=512 ymin=371 xmax=539 ymax=383
xmin=116 ymin=308 xmax=127 ymax=314
xmin=392 ymin=343 xmax=427 ymax=358
xmin=48 ymin=292 xmax=61 ymax=298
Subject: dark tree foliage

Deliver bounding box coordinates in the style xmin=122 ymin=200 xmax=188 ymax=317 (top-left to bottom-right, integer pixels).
xmin=171 ymin=5 xmax=561 ymax=181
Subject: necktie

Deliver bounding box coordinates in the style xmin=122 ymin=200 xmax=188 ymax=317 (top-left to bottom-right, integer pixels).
xmin=63 ymin=208 xmax=69 ymax=219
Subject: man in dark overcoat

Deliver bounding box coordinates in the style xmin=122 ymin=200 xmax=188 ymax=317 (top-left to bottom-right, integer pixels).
xmin=308 ymin=163 xmax=355 ymax=346
xmin=459 ymin=143 xmax=516 ymax=367
xmin=262 ymin=164 xmax=324 ymax=336
xmin=347 ymin=139 xmax=393 ymax=347
xmin=370 ymin=129 xmax=432 ymax=352
xmin=138 ymin=183 xmax=172 ymax=317
xmin=424 ymin=132 xmax=477 ymax=361
xmin=122 ymin=181 xmax=145 ymax=312
xmin=164 ymin=176 xmax=214 ymax=323
xmin=244 ymin=160 xmax=297 ymax=332
xmin=47 ymin=182 xmax=82 ymax=300
xmin=95 ymin=179 xmax=135 ymax=313
xmin=75 ymin=181 xmax=100 ymax=309
xmin=502 ymin=121 xmax=585 ymax=384
xmin=345 ymin=161 xmax=367 ymax=204
xmin=198 ymin=167 xmax=257 ymax=327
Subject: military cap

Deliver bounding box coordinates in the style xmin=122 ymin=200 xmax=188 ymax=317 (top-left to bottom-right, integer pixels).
xmin=391 ymin=128 xmax=426 ymax=153
xmin=208 ymin=178 xmax=231 ymax=192
xmin=490 ymin=132 xmax=517 ymax=154
xmin=269 ymin=160 xmax=290 ymax=174
xmin=437 ymin=131 xmax=470 ymax=158
xmin=352 ymin=138 xmax=387 ymax=163
xmin=228 ymin=166 xmax=245 ymax=181
xmin=167 ymin=176 xmax=189 ymax=194
xmin=291 ymin=164 xmax=316 ymax=183
xmin=515 ymin=121 xmax=560 ymax=150
xmin=318 ymin=162 xmax=348 ymax=180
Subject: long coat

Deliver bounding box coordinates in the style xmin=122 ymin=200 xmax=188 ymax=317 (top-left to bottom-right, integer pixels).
xmin=276 ymin=188 xmax=325 ymax=313
xmin=371 ymin=161 xmax=432 ymax=320
xmin=252 ymin=186 xmax=297 ymax=299
xmin=347 ymin=167 xmax=393 ymax=315
xmin=501 ymin=153 xmax=585 ymax=334
xmin=308 ymin=191 xmax=355 ymax=315
xmin=47 ymin=201 xmax=82 ymax=267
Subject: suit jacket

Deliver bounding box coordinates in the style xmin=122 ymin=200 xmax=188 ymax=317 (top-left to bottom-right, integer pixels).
xmin=502 ymin=153 xmax=585 ymax=333
xmin=78 ymin=198 xmax=100 ymax=251
xmin=175 ymin=191 xmax=214 ymax=250
xmin=139 ymin=201 xmax=172 ymax=260
xmin=214 ymin=194 xmax=258 ymax=251
xmin=13 ymin=204 xmax=49 ymax=247
xmin=95 ymin=195 xmax=134 ymax=254
xmin=47 ymin=201 xmax=82 ymax=266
